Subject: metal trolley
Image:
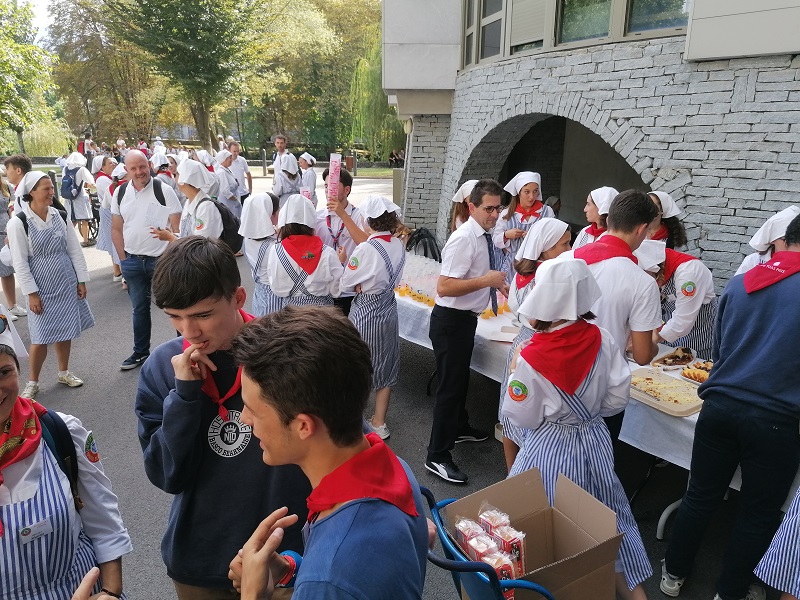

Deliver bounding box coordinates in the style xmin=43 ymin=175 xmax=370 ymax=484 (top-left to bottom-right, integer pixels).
xmin=421 ymin=488 xmax=556 ymax=600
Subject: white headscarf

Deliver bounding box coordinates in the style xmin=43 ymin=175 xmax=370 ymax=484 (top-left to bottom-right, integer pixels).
xmin=515 ymin=219 xmax=570 ymax=261
xmin=111 ymin=164 xmax=127 ymax=179
xmin=18 ymin=171 xmax=48 ymax=196
xmin=281 ymin=154 xmax=299 ymax=176
xmin=633 ymin=239 xmax=667 ymax=274
xmin=178 ymin=158 xmax=216 ymax=193
xmin=518 ymin=258 xmax=602 ymax=323
xmin=216 ymin=150 xmax=233 ymax=165
xmin=91 ymin=155 xmax=106 ymax=174
xmin=503 ymin=172 xmax=542 ymax=200
xmin=749 ymin=206 xmax=800 ymax=251
xmin=177 ymin=150 xmax=189 ymax=164
xmin=360 ymin=195 xmax=401 ymax=220
xmin=278 ymin=194 xmax=317 ymax=228
xmin=239 ymin=193 xmax=277 ymax=239
xmin=300 ymin=152 xmax=316 ymax=166
xmin=65 ymin=152 xmax=87 ymax=169
xmin=451 ymin=180 xmax=478 ymax=204
xmin=650 ymin=191 xmax=682 ymax=218
xmin=589 ymin=186 xmax=619 ymax=215
xmin=0 ymin=306 xmax=29 ymax=359
xmin=150 ymin=153 xmax=170 ymax=170
xmin=195 ymin=150 xmax=215 ymax=167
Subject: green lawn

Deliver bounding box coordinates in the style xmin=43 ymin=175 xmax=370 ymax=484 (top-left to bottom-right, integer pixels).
xmin=354 ymin=167 xmax=394 ymax=179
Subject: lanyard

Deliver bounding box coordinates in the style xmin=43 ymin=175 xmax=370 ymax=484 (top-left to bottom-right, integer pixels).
xmin=326 ymin=215 xmax=346 ymax=249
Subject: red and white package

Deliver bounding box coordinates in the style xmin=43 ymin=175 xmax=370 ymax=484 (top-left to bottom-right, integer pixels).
xmin=455 ymin=517 xmax=485 ymax=551
xmin=491 ymin=525 xmax=526 ymax=578
xmin=467 ymin=534 xmax=498 ymax=562
xmin=479 ymin=502 xmax=510 ymax=535
xmin=326 ymin=153 xmax=341 ymax=201
xmin=482 ymin=552 xmax=516 ymax=600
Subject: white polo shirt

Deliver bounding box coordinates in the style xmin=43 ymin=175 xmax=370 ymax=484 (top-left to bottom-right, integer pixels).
xmin=111 ymin=178 xmax=182 ymax=257
xmin=230 ymin=156 xmax=250 ymax=197
xmin=435 ymin=216 xmax=493 ymax=313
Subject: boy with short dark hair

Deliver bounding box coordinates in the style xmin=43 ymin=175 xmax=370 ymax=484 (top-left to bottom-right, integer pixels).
xmin=135 ymin=236 xmax=310 ymax=600
xmin=231 ymin=305 xmax=429 ymax=600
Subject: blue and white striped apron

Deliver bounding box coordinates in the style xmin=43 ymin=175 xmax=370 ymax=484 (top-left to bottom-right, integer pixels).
xmin=250 ymin=239 xmax=284 ymax=317
xmin=508 ymin=355 xmax=653 ymax=590
xmin=1 ymin=445 xmax=100 ymax=600
xmin=0 ymin=192 xmax=15 ymax=277
xmin=349 ymin=240 xmax=406 ymax=390
xmin=275 ymin=243 xmax=334 ymax=307
xmin=661 ymin=277 xmax=717 ymax=360
xmin=499 ymin=280 xmax=536 ymax=447
xmin=500 ymin=212 xmax=545 ymax=281
xmin=572 ymin=227 xmax=595 ymax=250
xmin=66 ymin=190 xmax=92 ymax=222
xmin=95 ymin=206 xmax=118 ymax=265
xmin=26 ymin=216 xmax=95 ymax=345
xmin=755 ymin=486 xmax=800 ymax=597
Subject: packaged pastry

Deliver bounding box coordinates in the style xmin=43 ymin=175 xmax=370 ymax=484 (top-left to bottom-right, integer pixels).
xmin=479 ymin=502 xmax=510 ymax=535
xmin=467 ymin=534 xmax=498 ymax=562
xmin=482 ymin=552 xmax=516 ymax=599
xmin=454 ymin=517 xmax=485 ymax=550
xmin=491 ymin=525 xmax=526 ymax=577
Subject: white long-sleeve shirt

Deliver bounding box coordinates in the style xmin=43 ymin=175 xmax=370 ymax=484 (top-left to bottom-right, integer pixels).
xmin=7 ymin=205 xmax=90 ymax=295
xmin=339 ymin=233 xmax=405 ymax=295
xmin=216 ymin=166 xmax=239 ymax=203
xmin=267 ymin=241 xmax=343 ymax=298
xmin=659 ymin=259 xmax=716 ymax=343
xmin=301 ymin=168 xmax=318 ymax=204
xmin=179 ymin=194 xmax=224 ymax=239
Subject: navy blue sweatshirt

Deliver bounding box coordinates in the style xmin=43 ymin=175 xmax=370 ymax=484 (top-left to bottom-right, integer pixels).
xmin=135 ymin=337 xmax=311 ymax=588
xmin=699 ymin=271 xmax=800 ymax=418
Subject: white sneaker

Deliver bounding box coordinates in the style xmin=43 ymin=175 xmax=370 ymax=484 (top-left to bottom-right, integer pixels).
xmin=713 ymin=585 xmax=767 ymax=600
xmin=370 ymin=418 xmax=390 ymax=440
xmin=9 ymin=305 xmax=27 ymax=317
xmin=660 ymin=559 xmax=686 ymax=597
xmin=112 ymin=274 xmax=123 ymax=282
xmin=7 ymin=312 xmax=17 ymax=322
xmin=21 ymin=381 xmax=39 ymax=399
xmin=57 ymin=372 xmax=84 ymax=388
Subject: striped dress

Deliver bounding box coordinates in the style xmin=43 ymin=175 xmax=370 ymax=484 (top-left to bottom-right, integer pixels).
xmin=348 ymin=239 xmax=406 ymax=389
xmin=25 ymin=215 xmax=95 ymax=345
xmin=505 ymin=344 xmax=652 ymax=590
xmin=0 ymin=445 xmax=102 ymax=599
xmin=495 ymin=208 xmax=554 ymax=281
xmin=244 ymin=238 xmax=284 ymax=316
xmin=755 ymin=485 xmax=800 ymax=597
xmin=661 ymin=277 xmax=717 ymax=359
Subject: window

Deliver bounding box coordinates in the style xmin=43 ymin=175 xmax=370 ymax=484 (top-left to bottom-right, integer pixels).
xmin=510 ymin=0 xmax=547 ymax=55
xmin=559 ymin=0 xmax=612 ymax=43
xmin=465 ymin=32 xmax=474 ymax=64
xmin=512 ymin=40 xmax=544 ymax=54
xmin=483 ymin=0 xmax=503 ymax=18
xmin=478 ymin=0 xmax=504 ymax=60
xmin=627 ymin=0 xmax=691 ymax=33
xmin=464 ymin=0 xmax=477 ymax=66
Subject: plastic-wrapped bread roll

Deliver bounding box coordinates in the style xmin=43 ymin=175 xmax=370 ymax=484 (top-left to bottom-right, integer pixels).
xmin=482 ymin=552 xmax=516 ymax=599
xmin=467 ymin=534 xmax=498 ymax=562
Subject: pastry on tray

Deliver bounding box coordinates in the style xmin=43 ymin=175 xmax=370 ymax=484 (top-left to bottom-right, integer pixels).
xmin=651 ymin=346 xmax=694 ymax=368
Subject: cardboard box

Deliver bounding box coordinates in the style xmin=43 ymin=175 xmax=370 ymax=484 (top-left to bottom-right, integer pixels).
xmin=443 ymin=468 xmax=622 ymax=600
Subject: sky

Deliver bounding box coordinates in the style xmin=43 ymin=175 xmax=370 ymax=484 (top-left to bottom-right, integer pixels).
xmin=24 ymin=0 xmax=52 ymax=42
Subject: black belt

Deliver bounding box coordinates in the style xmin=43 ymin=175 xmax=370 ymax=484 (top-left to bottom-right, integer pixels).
xmin=432 ymin=304 xmax=481 ymax=318
xmin=127 ymin=253 xmax=159 ymax=260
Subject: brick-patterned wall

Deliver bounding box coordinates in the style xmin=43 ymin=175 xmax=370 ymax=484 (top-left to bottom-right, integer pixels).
xmin=402 ymin=115 xmax=451 ymax=231
xmin=426 ymin=36 xmax=800 ymax=289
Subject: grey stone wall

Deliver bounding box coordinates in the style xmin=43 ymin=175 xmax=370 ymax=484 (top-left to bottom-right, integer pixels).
xmin=402 ymin=115 xmax=451 ymax=231
xmin=427 ymin=35 xmax=800 ymax=289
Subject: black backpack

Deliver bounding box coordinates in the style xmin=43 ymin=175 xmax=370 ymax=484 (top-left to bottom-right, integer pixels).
xmin=17 ymin=209 xmax=68 ymax=234
xmin=198 ymin=197 xmax=244 ymax=253
xmin=115 ymin=177 xmax=166 ymax=207
xmin=39 ymin=408 xmax=84 ymax=511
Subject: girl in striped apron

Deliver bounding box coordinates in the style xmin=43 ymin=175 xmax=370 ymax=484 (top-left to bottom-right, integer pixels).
xmin=755 ymin=485 xmax=800 ymax=599
xmin=502 ymin=259 xmax=652 ymax=600
xmin=493 ymin=172 xmax=554 ymax=281
xmin=573 ymin=186 xmax=618 ymax=249
xmin=735 ymin=205 xmax=799 ymax=275
xmin=499 ymin=218 xmax=572 ymax=471
xmin=635 ymin=240 xmax=717 ymax=360
xmin=646 ymin=191 xmax=687 ymax=249
xmin=0 ymin=343 xmax=132 ymax=599
xmin=340 ymin=196 xmax=407 ymax=440
xmin=240 ymin=193 xmax=285 ymax=316
xmin=7 ymin=172 xmax=95 ymax=400
xmin=93 ymin=157 xmax=123 ymax=283
xmin=0 ymin=167 xmax=26 ymax=317
xmin=268 ymin=194 xmax=342 ymax=306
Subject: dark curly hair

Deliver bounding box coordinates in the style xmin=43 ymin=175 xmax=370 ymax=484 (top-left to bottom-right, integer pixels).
xmin=367 ymin=212 xmax=401 ymax=234
xmin=662 ymin=216 xmax=688 ymax=248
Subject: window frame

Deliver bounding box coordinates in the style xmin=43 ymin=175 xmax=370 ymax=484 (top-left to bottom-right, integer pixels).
xmin=477 ymin=0 xmax=507 ymax=64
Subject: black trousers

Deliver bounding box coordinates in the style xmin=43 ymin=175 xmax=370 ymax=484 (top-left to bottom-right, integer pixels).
xmin=334 ymin=295 xmax=354 ymax=317
xmin=427 ymin=305 xmax=477 ymax=463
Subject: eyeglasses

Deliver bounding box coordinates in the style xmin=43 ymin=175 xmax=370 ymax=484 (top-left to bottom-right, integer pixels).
xmin=480 ymin=205 xmax=502 ymax=214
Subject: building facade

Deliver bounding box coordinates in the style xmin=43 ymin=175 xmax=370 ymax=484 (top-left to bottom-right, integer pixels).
xmin=384 ymin=0 xmax=800 ymax=286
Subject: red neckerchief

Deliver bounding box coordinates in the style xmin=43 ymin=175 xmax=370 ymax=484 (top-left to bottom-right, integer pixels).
xmin=574 ymin=235 xmax=638 ymax=265
xmin=95 ymin=172 xmax=110 ymax=181
xmin=206 ymin=166 xmax=215 ymax=173
xmin=157 ymin=168 xmax=173 ymax=178
xmin=515 ymin=272 xmax=535 ymax=290
xmin=0 ymin=398 xmax=46 ymax=536
xmin=744 ymin=251 xmax=800 ymax=293
xmin=181 ymin=310 xmax=254 ymax=420
xmin=515 ymin=201 xmax=543 ymax=220
xmin=326 ymin=214 xmax=346 ymax=249
xmin=662 ymin=249 xmax=697 ymax=284
xmin=372 ymin=234 xmax=392 ymax=242
xmin=650 ymin=224 xmax=669 ymax=241
xmin=585 ymin=223 xmax=606 ymax=238
xmin=520 ymin=320 xmax=602 ymax=395
xmin=306 ymin=433 xmax=418 ymax=521
xmin=282 ymin=235 xmax=324 ymax=274
xmin=109 ymin=179 xmax=127 ymax=195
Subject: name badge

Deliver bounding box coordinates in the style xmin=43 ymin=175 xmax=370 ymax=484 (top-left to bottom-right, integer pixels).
xmin=19 ymin=517 xmax=53 ymax=544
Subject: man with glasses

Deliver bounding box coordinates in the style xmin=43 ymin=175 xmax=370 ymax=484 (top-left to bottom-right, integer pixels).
xmin=425 ymin=178 xmax=509 ymax=484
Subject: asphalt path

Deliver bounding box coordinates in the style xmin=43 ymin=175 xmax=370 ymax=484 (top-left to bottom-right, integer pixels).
xmin=10 ymin=173 xmax=774 ymax=599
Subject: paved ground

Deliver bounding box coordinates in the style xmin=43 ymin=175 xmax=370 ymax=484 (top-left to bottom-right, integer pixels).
xmin=12 ymin=174 xmax=779 ymax=599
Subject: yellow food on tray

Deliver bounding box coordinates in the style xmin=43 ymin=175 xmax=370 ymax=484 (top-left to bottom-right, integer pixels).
xmin=631 ymin=375 xmax=700 ymax=405
xmin=681 ymin=368 xmax=709 ymax=383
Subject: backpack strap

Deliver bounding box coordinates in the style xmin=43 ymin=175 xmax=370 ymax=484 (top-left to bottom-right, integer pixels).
xmin=115 ymin=178 xmax=166 ymax=210
xmin=39 ymin=409 xmax=84 ymax=511
xmin=16 ymin=210 xmax=68 ymax=235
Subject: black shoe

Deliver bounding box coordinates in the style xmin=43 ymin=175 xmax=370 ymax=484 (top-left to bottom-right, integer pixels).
xmin=455 ymin=427 xmax=490 ymax=443
xmin=120 ymin=353 xmax=149 ymax=370
xmin=425 ymin=460 xmax=469 ymax=484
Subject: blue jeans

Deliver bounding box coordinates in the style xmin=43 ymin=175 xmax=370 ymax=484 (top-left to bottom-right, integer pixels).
xmin=665 ymin=394 xmax=800 ymax=600
xmin=120 ymin=255 xmax=158 ymax=356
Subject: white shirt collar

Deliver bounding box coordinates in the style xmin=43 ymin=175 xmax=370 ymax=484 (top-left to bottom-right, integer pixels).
xmin=464 ymin=216 xmax=489 ymax=237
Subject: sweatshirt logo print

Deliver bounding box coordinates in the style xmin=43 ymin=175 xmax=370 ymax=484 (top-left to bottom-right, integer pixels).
xmin=208 ymin=410 xmax=252 ymax=458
